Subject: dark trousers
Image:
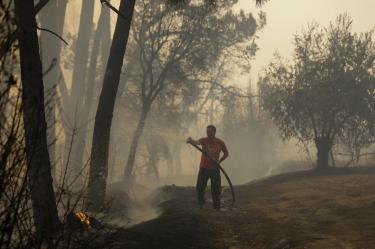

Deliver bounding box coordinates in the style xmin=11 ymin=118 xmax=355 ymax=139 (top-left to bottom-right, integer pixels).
xmin=196 ymin=168 xmax=221 ymax=209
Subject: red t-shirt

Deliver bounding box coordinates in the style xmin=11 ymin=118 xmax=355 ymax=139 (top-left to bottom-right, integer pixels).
xmin=198 ymin=137 xmax=228 ymax=169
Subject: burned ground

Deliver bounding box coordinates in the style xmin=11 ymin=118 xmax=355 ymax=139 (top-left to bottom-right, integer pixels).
xmin=89 ymin=167 xmax=375 ymax=249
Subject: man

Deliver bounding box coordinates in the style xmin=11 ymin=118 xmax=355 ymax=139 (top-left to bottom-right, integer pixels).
xmin=187 ymin=125 xmax=229 ymax=210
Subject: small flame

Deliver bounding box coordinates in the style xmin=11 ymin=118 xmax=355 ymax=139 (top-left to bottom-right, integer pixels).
xmin=75 ymin=212 xmax=90 ymax=228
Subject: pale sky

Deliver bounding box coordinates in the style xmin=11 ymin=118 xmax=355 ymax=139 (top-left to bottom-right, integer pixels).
xmin=236 ymin=0 xmax=375 ymax=86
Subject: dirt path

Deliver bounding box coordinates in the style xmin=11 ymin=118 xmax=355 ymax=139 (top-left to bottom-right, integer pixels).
xmin=100 ymin=168 xmax=375 ymax=249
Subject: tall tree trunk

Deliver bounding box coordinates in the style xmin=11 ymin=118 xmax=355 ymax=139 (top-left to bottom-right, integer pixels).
xmin=86 ymin=0 xmax=136 ymax=211
xmin=70 ymin=1 xmax=95 ymax=106
xmin=147 ymin=142 xmax=159 ymax=180
xmin=166 ymin=156 xmax=173 ymax=178
xmin=314 ymin=137 xmax=332 ymax=171
xmin=172 ymin=141 xmax=182 ymax=175
xmin=100 ymin=2 xmax=112 ymax=69
xmin=108 ymin=142 xmax=118 ymax=184
xmin=160 ymin=138 xmax=173 ymax=177
xmin=0 ymin=86 xmax=10 ymax=128
xmin=14 ymin=0 xmax=60 ymax=239
xmin=72 ymin=7 xmax=109 ymax=172
xmin=124 ymin=106 xmax=150 ymax=182
xmin=209 ymin=95 xmax=214 ymax=124
xmin=330 ymin=150 xmax=336 ymax=167
xmin=85 ymin=4 xmax=112 ymax=164
xmin=39 ymin=0 xmax=68 ymax=179
xmin=68 ymin=0 xmax=95 ymax=180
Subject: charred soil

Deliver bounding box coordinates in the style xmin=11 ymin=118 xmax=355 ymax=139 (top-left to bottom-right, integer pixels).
xmin=97 ymin=167 xmax=375 ymax=249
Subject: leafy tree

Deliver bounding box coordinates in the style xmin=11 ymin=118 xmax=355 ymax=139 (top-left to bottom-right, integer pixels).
xmin=260 ymin=14 xmax=375 ymax=170
xmin=122 ymin=0 xmax=263 ymax=182
xmin=87 ymin=0 xmax=267 ymax=210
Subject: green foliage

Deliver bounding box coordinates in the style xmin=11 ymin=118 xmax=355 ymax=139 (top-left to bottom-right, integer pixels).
xmin=260 ymin=14 xmax=375 ymax=151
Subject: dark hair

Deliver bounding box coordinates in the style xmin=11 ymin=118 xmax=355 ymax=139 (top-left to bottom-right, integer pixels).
xmin=206 ymin=125 xmax=216 ymax=133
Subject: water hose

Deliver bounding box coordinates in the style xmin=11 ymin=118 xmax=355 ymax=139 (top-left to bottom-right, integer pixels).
xmin=187 ymin=142 xmax=236 ymax=206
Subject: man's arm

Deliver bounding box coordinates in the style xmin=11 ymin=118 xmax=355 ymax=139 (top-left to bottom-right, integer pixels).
xmin=186 ymin=137 xmax=201 ymax=146
xmin=219 ymin=142 xmax=229 ymax=164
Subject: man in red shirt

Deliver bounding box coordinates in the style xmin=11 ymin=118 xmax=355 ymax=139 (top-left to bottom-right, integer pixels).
xmin=187 ymin=125 xmax=229 ymax=210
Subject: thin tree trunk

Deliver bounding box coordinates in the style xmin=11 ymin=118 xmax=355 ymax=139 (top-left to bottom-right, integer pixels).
xmin=124 ymin=107 xmax=150 ymax=182
xmin=73 ymin=7 xmax=108 ymax=172
xmin=314 ymin=137 xmax=332 ymax=171
xmin=330 ymin=150 xmax=336 ymax=167
xmin=209 ymin=94 xmax=214 ymax=124
xmin=14 ymin=0 xmax=60 ymax=239
xmin=86 ymin=0 xmax=136 ymax=211
xmin=0 ymin=86 xmax=10 ymax=128
xmin=173 ymin=141 xmax=182 ymax=175
xmin=68 ymin=0 xmax=95 ymax=180
xmin=85 ymin=4 xmax=111 ymax=163
xmin=108 ymin=143 xmax=118 ymax=184
xmin=147 ymin=142 xmax=159 ymax=180
xmin=160 ymin=139 xmax=173 ymax=177
xmin=100 ymin=2 xmax=111 ymax=69
xmin=39 ymin=0 xmax=68 ymax=179
xmin=166 ymin=156 xmax=173 ymax=178
xmin=70 ymin=0 xmax=95 ymax=105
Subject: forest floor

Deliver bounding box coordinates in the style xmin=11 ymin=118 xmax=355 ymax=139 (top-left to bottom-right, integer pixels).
xmin=88 ymin=167 xmax=375 ymax=249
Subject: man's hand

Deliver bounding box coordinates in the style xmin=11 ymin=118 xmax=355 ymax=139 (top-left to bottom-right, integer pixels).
xmin=186 ymin=137 xmax=193 ymax=144
xmin=218 ymin=151 xmax=228 ymax=164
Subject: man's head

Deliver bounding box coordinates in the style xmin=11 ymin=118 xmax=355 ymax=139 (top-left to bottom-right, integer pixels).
xmin=206 ymin=125 xmax=216 ymax=138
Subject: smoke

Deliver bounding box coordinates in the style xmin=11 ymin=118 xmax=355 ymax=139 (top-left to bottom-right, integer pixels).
xmin=41 ymin=0 xmax=375 ymax=229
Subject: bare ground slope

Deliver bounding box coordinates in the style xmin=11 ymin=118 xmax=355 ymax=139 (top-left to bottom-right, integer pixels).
xmin=102 ymin=167 xmax=375 ymax=249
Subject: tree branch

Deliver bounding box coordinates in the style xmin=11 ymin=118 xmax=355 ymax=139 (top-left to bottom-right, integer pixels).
xmin=36 ymin=26 xmax=69 ymax=45
xmin=100 ymin=0 xmax=131 ymax=21
xmin=335 ymin=152 xmax=375 ymax=157
xmin=194 ymin=79 xmax=258 ymax=98
xmin=34 ymin=0 xmax=49 ymax=14
xmin=42 ymin=58 xmax=57 ymax=76
xmin=307 ymin=108 xmax=318 ymax=138
xmin=255 ymin=0 xmax=269 ymax=6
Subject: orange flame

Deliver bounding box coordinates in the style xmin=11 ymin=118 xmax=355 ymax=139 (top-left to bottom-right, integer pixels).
xmin=75 ymin=212 xmax=90 ymax=228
